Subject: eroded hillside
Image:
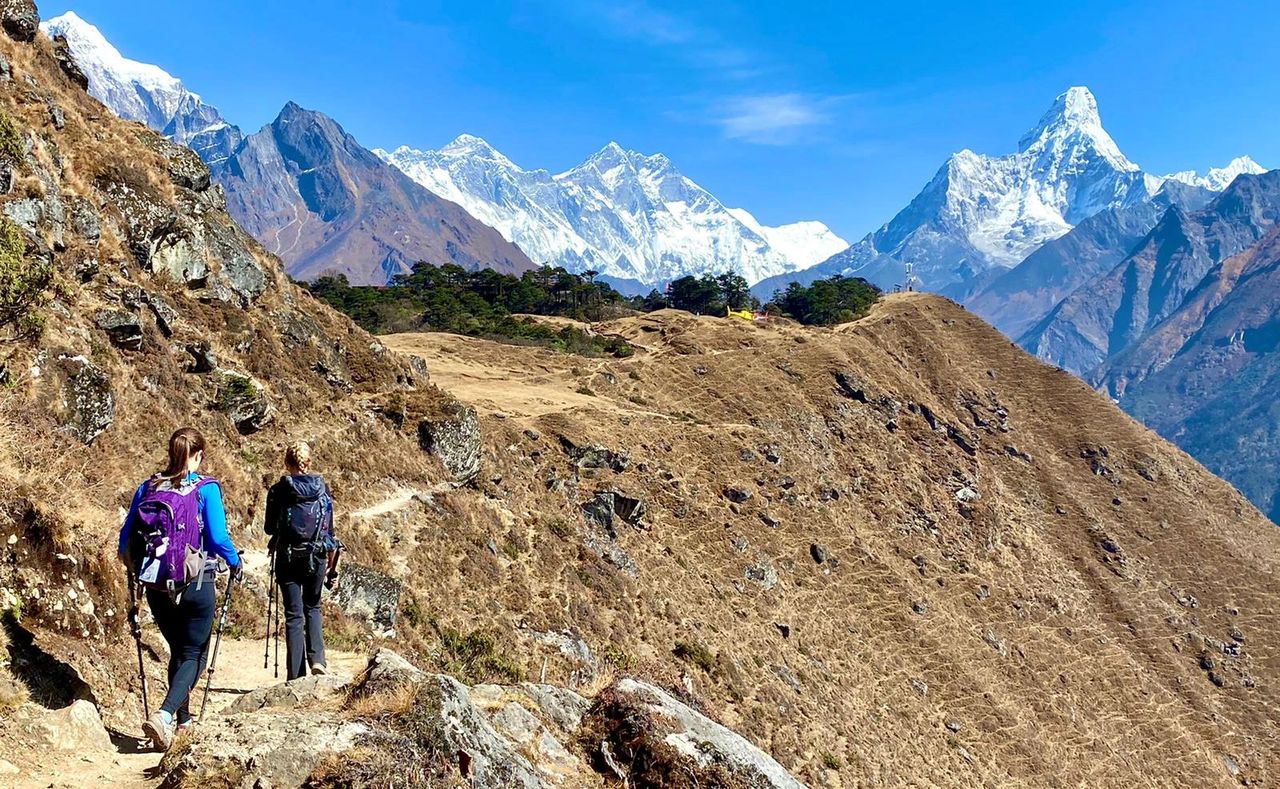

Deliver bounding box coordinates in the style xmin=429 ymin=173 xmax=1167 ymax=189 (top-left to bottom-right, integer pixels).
xmin=0 ymin=4 xmax=1277 ymax=787
xmin=377 ymin=297 xmax=1280 ymax=786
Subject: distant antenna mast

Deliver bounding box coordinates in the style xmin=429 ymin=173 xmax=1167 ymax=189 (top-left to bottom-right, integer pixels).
xmin=904 ymin=262 xmax=920 ymax=292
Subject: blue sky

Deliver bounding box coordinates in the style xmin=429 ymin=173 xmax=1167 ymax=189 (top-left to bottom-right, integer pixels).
xmin=58 ymin=0 xmax=1280 ymax=240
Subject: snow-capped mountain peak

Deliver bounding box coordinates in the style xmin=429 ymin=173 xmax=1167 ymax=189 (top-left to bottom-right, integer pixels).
xmin=437 ymin=134 xmax=517 ymax=167
xmin=1165 ymin=155 xmax=1268 ymax=191
xmin=40 ymin=11 xmax=243 ymax=164
xmin=380 ymin=139 xmax=847 ymax=287
xmin=1017 ymin=86 xmax=1136 ymax=171
xmin=43 ymin=12 xmax=182 ymax=94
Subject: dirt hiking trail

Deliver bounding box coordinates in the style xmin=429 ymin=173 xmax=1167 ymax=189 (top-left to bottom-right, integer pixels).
xmin=11 ymin=639 xmax=366 ymax=789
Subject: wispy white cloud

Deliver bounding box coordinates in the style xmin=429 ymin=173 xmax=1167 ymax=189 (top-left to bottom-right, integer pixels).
xmin=572 ymin=0 xmax=843 ymax=145
xmin=717 ymin=93 xmax=834 ymax=145
xmin=576 ymin=0 xmax=762 ymax=80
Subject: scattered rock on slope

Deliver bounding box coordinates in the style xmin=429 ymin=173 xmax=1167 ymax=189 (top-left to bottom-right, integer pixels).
xmin=418 ymin=399 xmax=483 ymax=484
xmin=51 ymin=355 xmax=114 ymax=444
xmin=0 ymin=0 xmax=38 ymax=42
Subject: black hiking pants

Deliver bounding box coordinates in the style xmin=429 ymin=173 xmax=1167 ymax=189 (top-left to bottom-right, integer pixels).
xmin=278 ymin=565 xmax=326 ymax=681
xmin=147 ymin=575 xmax=216 ymax=723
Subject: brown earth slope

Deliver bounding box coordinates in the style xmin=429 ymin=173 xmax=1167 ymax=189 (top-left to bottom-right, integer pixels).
xmin=383 ymin=302 xmax=1280 ymax=786
xmin=0 ymin=6 xmax=1277 ymax=787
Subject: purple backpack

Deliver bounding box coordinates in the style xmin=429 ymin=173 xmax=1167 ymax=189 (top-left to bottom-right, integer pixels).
xmin=130 ymin=475 xmax=214 ymax=592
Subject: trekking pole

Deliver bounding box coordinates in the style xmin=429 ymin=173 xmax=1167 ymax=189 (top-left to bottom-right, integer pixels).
xmin=273 ymin=581 xmax=280 ymax=679
xmin=198 ymin=568 xmax=238 ymax=720
xmin=263 ymin=548 xmax=274 ymax=669
xmin=127 ymin=573 xmax=150 ymax=721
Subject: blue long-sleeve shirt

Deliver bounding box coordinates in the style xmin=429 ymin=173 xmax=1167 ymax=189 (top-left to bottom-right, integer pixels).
xmin=118 ymin=473 xmax=241 ymax=568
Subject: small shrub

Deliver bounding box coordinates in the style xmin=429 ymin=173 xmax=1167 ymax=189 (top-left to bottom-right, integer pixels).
xmin=580 ymin=685 xmax=756 ymax=789
xmin=821 ymin=751 xmax=842 ymax=770
xmin=0 ymin=217 xmax=58 ymax=340
xmin=400 ymin=596 xmax=425 ymax=629
xmin=601 ymin=644 xmax=637 ymax=672
xmin=316 ymin=682 xmax=450 ymax=787
xmin=575 ymin=384 xmax=596 ymax=397
xmin=0 ymin=110 xmax=23 ymax=162
xmin=673 ymin=640 xmax=717 ymax=675
xmin=435 ymin=624 xmax=522 ymax=684
xmin=216 ymin=376 xmax=258 ymax=411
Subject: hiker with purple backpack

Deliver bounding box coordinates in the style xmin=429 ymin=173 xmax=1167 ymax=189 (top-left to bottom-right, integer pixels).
xmin=118 ymin=427 xmax=243 ymax=751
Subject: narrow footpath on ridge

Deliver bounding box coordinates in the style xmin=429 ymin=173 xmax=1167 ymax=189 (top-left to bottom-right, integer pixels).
xmin=12 ymin=639 xmax=367 ymax=789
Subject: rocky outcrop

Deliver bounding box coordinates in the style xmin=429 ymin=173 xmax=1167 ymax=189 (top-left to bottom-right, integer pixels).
xmin=9 ymin=699 xmax=112 ymax=751
xmin=230 ymin=674 xmax=348 ymax=714
xmin=161 ymin=710 xmax=368 ymax=788
xmin=52 ymin=355 xmax=114 ymax=444
xmin=93 ymin=309 xmax=142 ymax=350
xmin=333 ymin=563 xmax=401 ymax=635
xmin=48 ymin=33 xmax=88 ymax=90
xmin=417 ymin=399 xmax=482 ymax=484
xmin=585 ymin=679 xmax=808 ymax=788
xmin=580 ymin=489 xmax=645 ymax=532
xmin=161 ymin=650 xmax=805 ymax=789
xmin=0 ymin=0 xmax=37 ymax=42
xmin=139 ymin=132 xmax=211 ymax=192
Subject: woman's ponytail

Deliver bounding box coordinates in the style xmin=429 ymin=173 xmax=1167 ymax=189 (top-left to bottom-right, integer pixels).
xmin=157 ymin=427 xmax=206 ymax=488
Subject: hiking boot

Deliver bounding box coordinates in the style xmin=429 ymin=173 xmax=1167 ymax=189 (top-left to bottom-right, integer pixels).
xmin=310 ymin=662 xmax=328 ymax=676
xmin=143 ymin=711 xmax=174 ymax=751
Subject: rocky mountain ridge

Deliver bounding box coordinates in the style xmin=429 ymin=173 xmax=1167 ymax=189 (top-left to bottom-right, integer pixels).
xmin=44 ymin=11 xmax=845 ymax=290
xmin=1022 ymin=169 xmax=1280 ymax=375
xmin=211 ymin=102 xmax=537 ymax=284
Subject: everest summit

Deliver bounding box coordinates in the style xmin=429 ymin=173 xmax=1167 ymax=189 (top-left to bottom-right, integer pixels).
xmin=377 ymin=139 xmax=847 ymax=290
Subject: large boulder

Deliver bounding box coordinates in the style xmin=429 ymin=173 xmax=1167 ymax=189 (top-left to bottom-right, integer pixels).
xmin=585 ymin=679 xmax=808 ymax=788
xmin=160 ymin=710 xmax=367 ymax=788
xmin=13 ymin=699 xmax=112 ymax=751
xmin=49 ymin=34 xmax=89 ymax=91
xmin=0 ymin=0 xmax=37 ymax=42
xmin=417 ymin=399 xmax=482 ymax=484
xmin=53 ymin=355 xmax=114 ymax=444
xmin=93 ymin=309 xmax=143 ymax=351
xmin=333 ymin=563 xmax=401 ymax=635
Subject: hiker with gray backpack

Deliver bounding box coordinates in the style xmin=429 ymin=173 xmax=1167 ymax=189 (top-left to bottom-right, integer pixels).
xmin=265 ymin=441 xmax=338 ymax=681
xmin=118 ymin=427 xmax=243 ymax=751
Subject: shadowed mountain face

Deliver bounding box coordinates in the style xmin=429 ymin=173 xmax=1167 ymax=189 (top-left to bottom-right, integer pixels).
xmin=965 ymin=180 xmax=1214 ymax=338
xmin=213 ymin=103 xmax=536 ymax=284
xmin=1020 ymin=170 xmax=1280 ymax=375
xmin=1101 ymin=227 xmax=1280 ymax=520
